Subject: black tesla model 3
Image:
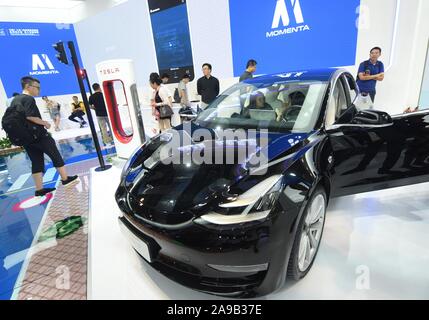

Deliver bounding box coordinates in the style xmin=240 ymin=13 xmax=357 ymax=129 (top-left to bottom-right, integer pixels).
xmin=115 ymin=68 xmax=429 ymax=297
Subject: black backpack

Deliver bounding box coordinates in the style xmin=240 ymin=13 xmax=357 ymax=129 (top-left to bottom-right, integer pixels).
xmin=1 ymin=105 xmax=41 ymax=147
xmin=174 ymin=87 xmax=181 ymax=103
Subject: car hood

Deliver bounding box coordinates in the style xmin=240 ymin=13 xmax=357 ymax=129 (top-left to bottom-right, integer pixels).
xmin=124 ymin=124 xmax=311 ymax=226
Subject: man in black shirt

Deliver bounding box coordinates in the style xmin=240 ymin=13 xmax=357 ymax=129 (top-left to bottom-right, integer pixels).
xmin=161 ymin=73 xmax=170 ymax=84
xmin=11 ymin=76 xmax=78 ymax=196
xmin=197 ymin=63 xmax=220 ymax=109
xmin=89 ymin=83 xmax=113 ymax=145
xmin=239 ymin=59 xmax=257 ymax=82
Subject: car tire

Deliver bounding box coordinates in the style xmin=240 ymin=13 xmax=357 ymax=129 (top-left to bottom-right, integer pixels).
xmin=287 ymin=185 xmax=327 ymax=280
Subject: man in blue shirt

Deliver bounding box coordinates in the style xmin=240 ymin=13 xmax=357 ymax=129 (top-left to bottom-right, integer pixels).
xmin=356 ymin=47 xmax=385 ymax=103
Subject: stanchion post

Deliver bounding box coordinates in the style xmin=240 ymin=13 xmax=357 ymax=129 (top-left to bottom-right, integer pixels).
xmin=67 ymin=41 xmax=111 ymax=172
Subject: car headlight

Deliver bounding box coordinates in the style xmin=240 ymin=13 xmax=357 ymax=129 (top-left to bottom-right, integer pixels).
xmin=195 ymin=175 xmax=283 ymax=225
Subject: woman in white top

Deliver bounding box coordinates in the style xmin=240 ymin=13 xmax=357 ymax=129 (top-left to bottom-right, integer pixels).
xmin=150 ymin=73 xmax=174 ymax=132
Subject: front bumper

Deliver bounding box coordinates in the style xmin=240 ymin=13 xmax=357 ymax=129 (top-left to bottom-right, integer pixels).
xmin=118 ymin=215 xmax=269 ymax=297
xmin=116 ymin=189 xmax=300 ymax=298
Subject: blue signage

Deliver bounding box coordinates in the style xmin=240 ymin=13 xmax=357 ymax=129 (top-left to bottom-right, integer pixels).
xmin=229 ymin=0 xmax=361 ymax=76
xmin=0 ymin=22 xmax=84 ymax=97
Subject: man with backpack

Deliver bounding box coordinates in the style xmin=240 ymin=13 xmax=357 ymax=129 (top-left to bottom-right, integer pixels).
xmin=1 ymin=76 xmax=79 ymax=197
xmin=5 ymin=92 xmax=19 ymax=108
xmin=356 ymin=47 xmax=385 ymax=104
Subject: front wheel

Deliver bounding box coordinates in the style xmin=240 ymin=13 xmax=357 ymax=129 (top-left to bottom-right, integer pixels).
xmin=287 ymin=186 xmax=327 ymax=280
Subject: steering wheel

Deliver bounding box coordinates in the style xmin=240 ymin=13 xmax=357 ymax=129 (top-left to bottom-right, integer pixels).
xmin=282 ymin=105 xmax=302 ymax=122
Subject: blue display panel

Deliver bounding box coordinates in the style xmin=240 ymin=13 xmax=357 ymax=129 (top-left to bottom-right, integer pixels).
xmin=151 ymin=4 xmax=193 ymax=70
xmin=0 ymin=22 xmax=83 ymax=97
xmin=229 ymin=0 xmax=361 ymax=76
xmin=149 ymin=0 xmax=194 ymax=82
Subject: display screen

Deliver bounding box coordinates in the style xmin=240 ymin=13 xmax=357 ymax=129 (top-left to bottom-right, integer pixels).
xmin=229 ymin=0 xmax=361 ymax=76
xmin=0 ymin=22 xmax=83 ymax=97
xmin=148 ymin=0 xmax=194 ymax=83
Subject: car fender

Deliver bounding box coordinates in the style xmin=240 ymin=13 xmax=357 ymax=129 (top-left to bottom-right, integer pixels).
xmin=255 ymin=133 xmax=330 ymax=296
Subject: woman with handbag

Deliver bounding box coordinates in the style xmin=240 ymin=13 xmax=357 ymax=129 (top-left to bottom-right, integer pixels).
xmin=150 ymin=73 xmax=174 ymax=132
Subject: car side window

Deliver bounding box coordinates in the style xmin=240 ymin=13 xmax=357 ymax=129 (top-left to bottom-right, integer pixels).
xmin=343 ymin=74 xmax=358 ymax=105
xmin=325 ymin=79 xmax=348 ymax=127
xmin=334 ymin=80 xmax=348 ymax=119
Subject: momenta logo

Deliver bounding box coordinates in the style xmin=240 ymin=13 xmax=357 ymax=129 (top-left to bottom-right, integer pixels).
xmin=30 ymin=54 xmax=60 ymax=76
xmin=266 ymin=0 xmax=311 ymax=38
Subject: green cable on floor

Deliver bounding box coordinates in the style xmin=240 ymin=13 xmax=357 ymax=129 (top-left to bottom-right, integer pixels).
xmin=38 ymin=216 xmax=87 ymax=242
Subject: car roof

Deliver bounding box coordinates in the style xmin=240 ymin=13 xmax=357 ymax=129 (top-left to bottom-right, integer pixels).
xmin=243 ymin=68 xmax=339 ymax=85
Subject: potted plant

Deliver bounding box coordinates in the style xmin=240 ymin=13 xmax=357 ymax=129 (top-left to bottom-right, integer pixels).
xmin=0 ymin=137 xmax=24 ymax=156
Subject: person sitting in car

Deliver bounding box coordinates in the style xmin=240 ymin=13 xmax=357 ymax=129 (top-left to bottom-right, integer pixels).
xmin=248 ymin=91 xmax=273 ymax=110
xmin=265 ymin=87 xmax=293 ymax=122
xmin=265 ymin=86 xmax=283 ymax=110
xmin=242 ymin=91 xmax=273 ymax=118
xmin=275 ymin=101 xmax=293 ymax=123
xmin=243 ymin=91 xmax=275 ymax=120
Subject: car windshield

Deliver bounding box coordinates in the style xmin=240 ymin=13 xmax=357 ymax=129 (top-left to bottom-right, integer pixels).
xmin=195 ymin=80 xmax=328 ymax=133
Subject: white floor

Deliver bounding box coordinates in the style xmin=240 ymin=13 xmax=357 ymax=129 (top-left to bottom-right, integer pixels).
xmin=88 ymin=165 xmax=429 ymax=300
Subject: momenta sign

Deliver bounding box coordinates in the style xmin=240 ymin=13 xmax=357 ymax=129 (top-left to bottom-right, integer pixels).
xmin=29 ymin=54 xmax=59 ymax=76
xmin=266 ymin=24 xmax=311 ymax=38
xmin=266 ymin=0 xmax=311 ymax=38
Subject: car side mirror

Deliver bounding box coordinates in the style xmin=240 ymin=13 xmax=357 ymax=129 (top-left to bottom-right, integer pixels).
xmin=351 ymin=109 xmax=393 ymax=126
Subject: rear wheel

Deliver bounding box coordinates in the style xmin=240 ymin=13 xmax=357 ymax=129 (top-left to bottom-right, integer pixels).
xmin=287 ymin=186 xmax=327 ymax=280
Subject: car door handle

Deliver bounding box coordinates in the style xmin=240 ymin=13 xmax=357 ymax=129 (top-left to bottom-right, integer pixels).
xmin=328 ymin=131 xmax=344 ymax=137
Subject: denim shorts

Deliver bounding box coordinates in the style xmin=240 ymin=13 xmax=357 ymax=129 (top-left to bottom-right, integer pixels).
xmin=49 ymin=108 xmax=60 ymax=119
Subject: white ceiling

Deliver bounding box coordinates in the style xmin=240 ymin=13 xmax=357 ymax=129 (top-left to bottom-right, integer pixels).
xmin=0 ymin=0 xmax=86 ymax=9
xmin=0 ymin=0 xmax=128 ymax=23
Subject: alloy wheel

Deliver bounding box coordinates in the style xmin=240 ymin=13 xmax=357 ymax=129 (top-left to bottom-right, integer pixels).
xmin=297 ymin=194 xmax=326 ymax=272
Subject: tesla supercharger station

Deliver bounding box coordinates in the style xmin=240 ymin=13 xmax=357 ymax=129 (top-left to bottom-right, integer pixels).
xmin=96 ymin=59 xmax=145 ymax=159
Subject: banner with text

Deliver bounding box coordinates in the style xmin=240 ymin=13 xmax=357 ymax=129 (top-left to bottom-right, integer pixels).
xmin=0 ymin=22 xmax=84 ymax=97
xmin=229 ymin=0 xmax=361 ymax=76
